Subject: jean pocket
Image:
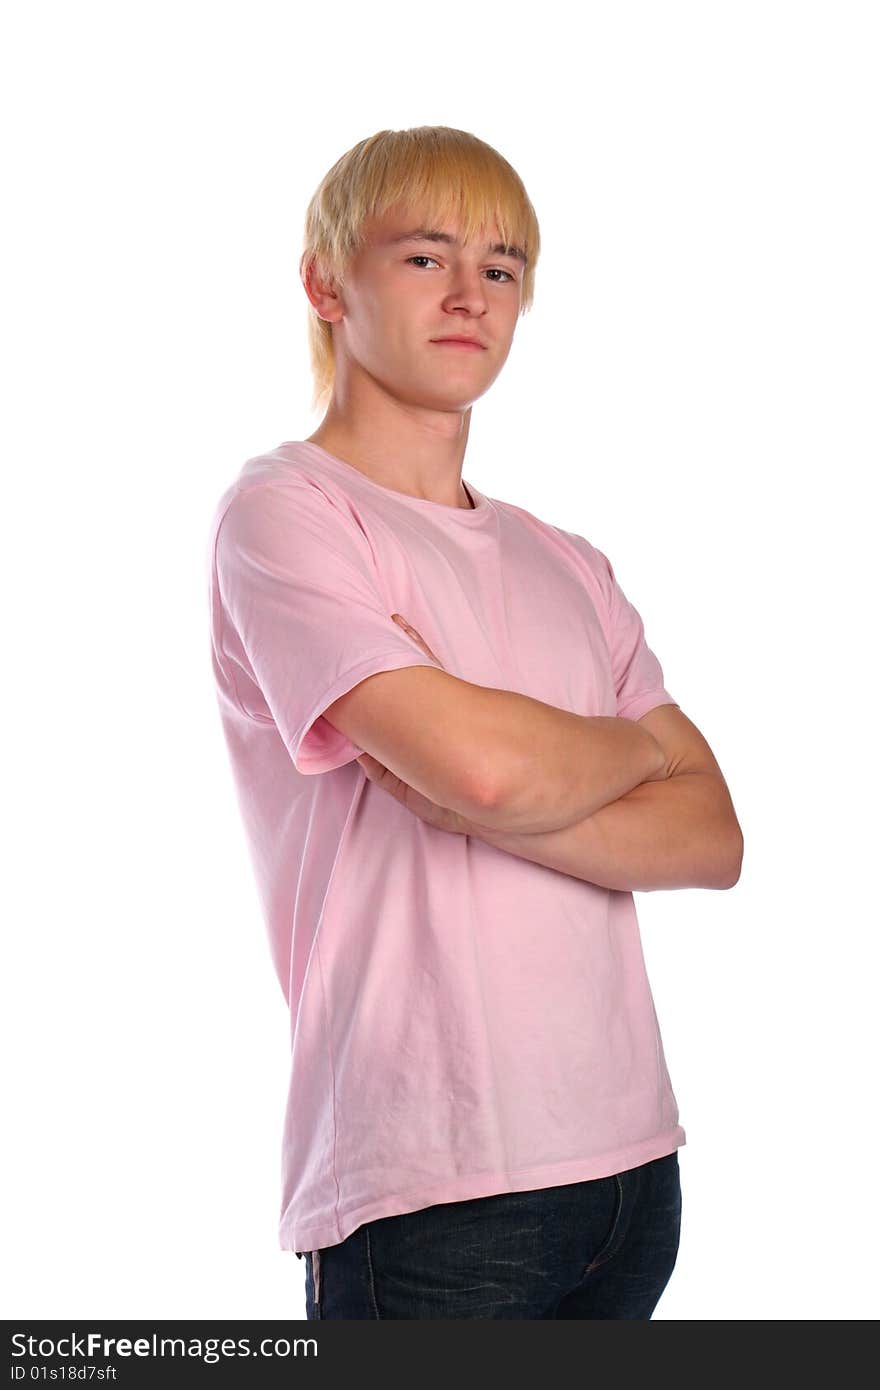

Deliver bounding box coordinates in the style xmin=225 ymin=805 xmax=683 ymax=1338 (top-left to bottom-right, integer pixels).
xmin=312 ymin=1249 xmax=322 ymax=1315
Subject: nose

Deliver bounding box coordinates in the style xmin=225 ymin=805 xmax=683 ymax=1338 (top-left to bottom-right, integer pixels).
xmin=441 ymin=265 xmax=490 ymax=317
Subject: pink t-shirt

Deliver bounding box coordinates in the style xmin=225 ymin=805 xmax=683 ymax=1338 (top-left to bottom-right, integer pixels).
xmin=206 ymin=439 xmax=686 ymax=1255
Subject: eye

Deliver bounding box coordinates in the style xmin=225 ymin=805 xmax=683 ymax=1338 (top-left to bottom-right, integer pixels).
xmin=405 ymin=255 xmax=516 ymax=283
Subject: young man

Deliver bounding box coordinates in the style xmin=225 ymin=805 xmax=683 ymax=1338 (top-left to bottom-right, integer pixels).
xmin=206 ymin=126 xmax=743 ymax=1320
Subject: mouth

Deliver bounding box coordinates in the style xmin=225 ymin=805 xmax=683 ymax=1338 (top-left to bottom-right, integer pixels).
xmin=430 ymin=338 xmax=486 ymax=351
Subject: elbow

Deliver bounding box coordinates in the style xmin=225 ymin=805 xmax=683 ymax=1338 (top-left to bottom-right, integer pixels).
xmin=717 ymin=827 xmax=744 ymax=889
xmin=457 ymin=741 xmax=517 ymax=824
xmin=462 ymin=769 xmax=507 ymax=825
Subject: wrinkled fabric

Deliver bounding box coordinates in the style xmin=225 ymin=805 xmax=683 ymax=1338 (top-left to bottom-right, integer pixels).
xmin=205 ymin=439 xmax=686 ymax=1255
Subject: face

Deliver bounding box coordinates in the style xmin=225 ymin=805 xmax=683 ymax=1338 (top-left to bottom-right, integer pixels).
xmin=319 ymin=202 xmax=525 ymax=411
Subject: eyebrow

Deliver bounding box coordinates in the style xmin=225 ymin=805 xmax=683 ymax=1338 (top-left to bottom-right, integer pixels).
xmin=387 ymin=227 xmax=528 ymax=265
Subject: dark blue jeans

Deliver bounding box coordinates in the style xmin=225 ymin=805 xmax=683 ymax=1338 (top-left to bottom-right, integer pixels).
xmin=304 ymin=1149 xmax=681 ymax=1319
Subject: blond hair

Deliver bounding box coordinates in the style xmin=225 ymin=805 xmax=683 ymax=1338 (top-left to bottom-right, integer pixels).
xmin=299 ymin=126 xmax=541 ymax=415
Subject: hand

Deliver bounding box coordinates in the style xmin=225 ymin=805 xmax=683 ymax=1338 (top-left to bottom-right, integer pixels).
xmin=642 ymin=738 xmax=676 ymax=782
xmin=356 ymin=751 xmax=470 ymax=835
xmin=356 ymin=614 xmax=468 ymax=834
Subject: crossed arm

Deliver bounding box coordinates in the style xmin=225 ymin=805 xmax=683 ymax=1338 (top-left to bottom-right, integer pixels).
xmin=459 ymin=702 xmax=744 ymax=891
xmin=355 ymin=621 xmax=743 ymax=893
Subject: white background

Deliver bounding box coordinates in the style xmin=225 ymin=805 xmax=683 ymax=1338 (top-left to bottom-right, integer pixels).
xmin=3 ymin=0 xmax=877 ymax=1321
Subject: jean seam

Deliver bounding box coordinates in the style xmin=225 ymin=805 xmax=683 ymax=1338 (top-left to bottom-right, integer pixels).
xmin=582 ymin=1173 xmax=626 ymax=1274
xmin=364 ymin=1225 xmax=381 ymax=1319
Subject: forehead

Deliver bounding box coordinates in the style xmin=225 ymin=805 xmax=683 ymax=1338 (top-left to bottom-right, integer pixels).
xmin=362 ymin=204 xmax=524 ymax=263
xmin=364 ymin=202 xmax=505 ymax=246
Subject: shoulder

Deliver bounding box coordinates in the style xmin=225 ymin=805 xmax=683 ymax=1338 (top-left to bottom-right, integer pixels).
xmin=214 ymin=450 xmax=358 ymax=542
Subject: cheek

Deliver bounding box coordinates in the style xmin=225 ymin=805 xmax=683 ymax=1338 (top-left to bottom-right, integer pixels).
xmin=343 ymin=302 xmax=399 ymax=360
xmin=357 ymin=292 xmax=418 ymax=347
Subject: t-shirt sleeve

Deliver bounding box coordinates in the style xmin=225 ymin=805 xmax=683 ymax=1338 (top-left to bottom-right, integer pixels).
xmin=595 ymin=545 xmax=679 ymax=722
xmin=214 ymin=478 xmax=441 ymax=774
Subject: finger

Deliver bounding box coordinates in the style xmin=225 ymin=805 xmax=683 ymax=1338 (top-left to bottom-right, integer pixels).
xmin=392 ymin=614 xmax=443 ymax=667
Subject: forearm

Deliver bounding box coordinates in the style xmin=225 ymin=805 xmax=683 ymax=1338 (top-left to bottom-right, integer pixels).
xmin=467 ymin=690 xmax=667 ymax=834
xmin=463 ymin=769 xmax=744 ymax=891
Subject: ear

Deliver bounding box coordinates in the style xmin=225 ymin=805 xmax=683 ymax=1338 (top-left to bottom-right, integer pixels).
xmin=301 ymin=252 xmax=345 ymax=324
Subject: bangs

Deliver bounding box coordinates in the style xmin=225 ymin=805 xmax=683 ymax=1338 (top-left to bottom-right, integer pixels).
xmin=359 ymin=143 xmax=534 ymax=267
xmin=309 ymin=126 xmax=539 ymax=280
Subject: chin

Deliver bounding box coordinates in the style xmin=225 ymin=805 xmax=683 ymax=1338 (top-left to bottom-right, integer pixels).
xmin=393 ymin=377 xmax=483 ymax=411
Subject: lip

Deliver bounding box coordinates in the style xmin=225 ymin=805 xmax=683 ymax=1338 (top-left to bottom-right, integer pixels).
xmin=430 ymin=337 xmax=486 ymax=350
